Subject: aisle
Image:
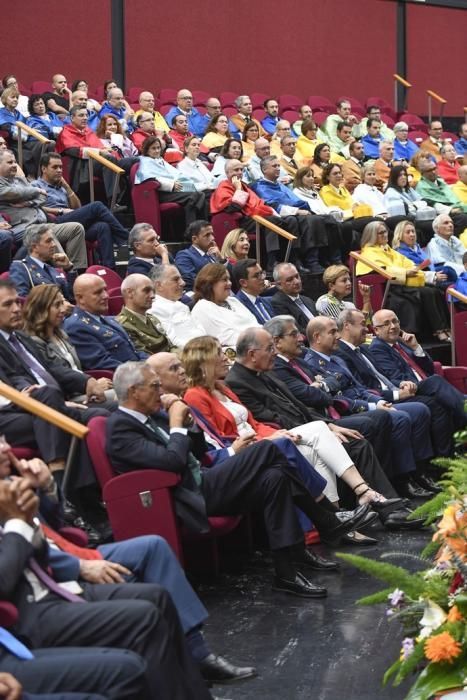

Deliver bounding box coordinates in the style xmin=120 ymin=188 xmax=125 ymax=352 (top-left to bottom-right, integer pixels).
xmin=197 ymin=528 xmax=430 ymax=700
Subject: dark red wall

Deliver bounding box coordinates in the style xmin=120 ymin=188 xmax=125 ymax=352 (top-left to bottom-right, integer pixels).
xmin=2 ymin=0 xmax=465 ymax=116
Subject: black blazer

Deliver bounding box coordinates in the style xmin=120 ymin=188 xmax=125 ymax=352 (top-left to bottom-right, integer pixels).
xmin=272 ymin=356 xmax=333 ymax=410
xmin=106 ymin=409 xmax=209 ymax=532
xmin=270 ymin=290 xmax=317 ymax=334
xmin=335 ymin=340 xmax=393 ymax=402
xmin=0 ymin=332 xmax=88 ymax=397
xmin=225 ymin=361 xmax=329 ymax=430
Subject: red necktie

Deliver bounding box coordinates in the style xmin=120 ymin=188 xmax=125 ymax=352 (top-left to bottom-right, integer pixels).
xmin=41 ymin=524 xmax=102 ymax=561
xmin=393 ymin=344 xmax=427 ymax=380
xmin=289 ymin=360 xmax=341 ymax=419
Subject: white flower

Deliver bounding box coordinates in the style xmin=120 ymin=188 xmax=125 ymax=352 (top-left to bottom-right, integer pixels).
xmin=418 ymin=599 xmax=447 ymax=639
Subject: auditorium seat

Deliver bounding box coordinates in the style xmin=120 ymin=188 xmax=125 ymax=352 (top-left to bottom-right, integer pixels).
xmin=86 ymin=416 xmax=244 ymax=575
xmin=279 ymin=94 xmax=304 ymax=111
xmin=30 ymin=80 xmax=51 ymax=93
xmin=408 ymin=130 xmax=428 ymax=144
xmin=86 ymin=265 xmax=122 ymax=292
xmin=381 ymin=114 xmax=395 ymax=128
xmin=311 ymin=111 xmax=329 ymax=127
xmin=307 ymin=96 xmax=334 ymax=113
xmin=399 ymin=113 xmax=427 ymax=132
xmin=441 ymin=131 xmax=458 ymax=143
xmin=281 ymin=110 xmax=300 ymax=124
xmin=219 ymin=92 xmax=237 ymax=108
xmin=192 ymin=90 xmax=210 ymax=106
xmin=251 ymin=93 xmax=271 ymax=110
xmin=107 ymin=289 xmax=124 ymax=315
xmin=158 ymin=88 xmax=178 ymax=105
xmin=252 ymin=108 xmax=266 ymax=122
xmin=126 ymin=86 xmax=146 ymax=103
xmin=130 ymin=163 xmax=184 ymax=241
xmin=211 ymin=212 xmax=243 ymax=248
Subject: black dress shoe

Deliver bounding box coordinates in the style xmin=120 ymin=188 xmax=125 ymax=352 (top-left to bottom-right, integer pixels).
xmin=199 ymin=654 xmax=257 ymax=685
xmin=413 ymin=474 xmax=442 ymax=494
xmin=335 ymin=508 xmax=379 ymax=530
xmin=321 ymin=504 xmax=378 ymax=546
xmin=273 ymin=571 xmax=327 ymax=598
xmin=382 ymin=508 xmax=425 ymax=531
xmin=397 ymin=479 xmax=433 ymax=499
xmin=341 ymin=531 xmax=379 ymax=546
xmin=294 ymin=548 xmax=339 ymax=571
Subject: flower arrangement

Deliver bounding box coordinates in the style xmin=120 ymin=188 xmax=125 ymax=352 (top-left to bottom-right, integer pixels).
xmin=337 ymin=453 xmax=467 ymax=700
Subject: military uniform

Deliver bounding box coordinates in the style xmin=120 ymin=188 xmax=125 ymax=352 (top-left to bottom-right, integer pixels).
xmin=116 ymin=306 xmax=176 ymax=355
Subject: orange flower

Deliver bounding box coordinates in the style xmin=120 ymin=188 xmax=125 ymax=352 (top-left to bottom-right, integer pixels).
xmin=446 ymin=605 xmax=463 ymax=623
xmin=424 ymin=632 xmax=462 ymax=663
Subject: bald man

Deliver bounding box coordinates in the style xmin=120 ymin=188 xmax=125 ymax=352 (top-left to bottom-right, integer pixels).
xmin=64 ymin=274 xmax=148 ymax=370
xmin=134 ymin=91 xmax=170 ymax=133
xmin=147 ymin=351 xmax=188 ymax=395
xmin=116 ymin=274 xmax=175 ymax=354
xmin=43 ymin=74 xmax=72 ymax=115
xmin=164 ymin=89 xmax=205 ymax=137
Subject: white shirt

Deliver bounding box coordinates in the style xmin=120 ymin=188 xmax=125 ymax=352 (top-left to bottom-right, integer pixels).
xmin=190 ymin=297 xmax=259 ymax=347
xmin=177 ymin=157 xmax=214 ymax=192
xmin=353 ymin=183 xmax=388 ymax=216
xmin=118 ymin=406 xmax=187 ymax=435
xmin=149 ymin=295 xmax=206 ymax=348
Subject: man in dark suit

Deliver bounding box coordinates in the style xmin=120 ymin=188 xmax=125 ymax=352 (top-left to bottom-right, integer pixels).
xmin=232 ymin=258 xmax=274 ymax=325
xmin=127 ymin=222 xmax=174 ymax=277
xmin=368 ymin=309 xmax=466 ymax=450
xmin=106 ymin=360 xmax=372 ymax=597
xmin=9 ymin=223 xmax=76 ymax=301
xmin=174 ymin=220 xmax=224 ymax=292
xmin=301 ymin=315 xmax=437 ymax=498
xmin=0 ymin=477 xmax=213 ymax=700
xmin=335 ymin=308 xmax=457 ymax=471
xmin=225 ymin=326 xmax=424 ymax=530
xmin=270 ymin=262 xmax=316 ymax=334
xmin=64 ymin=274 xmax=148 ymax=370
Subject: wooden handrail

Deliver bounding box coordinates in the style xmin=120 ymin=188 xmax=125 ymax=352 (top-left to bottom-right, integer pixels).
xmin=251 ymin=215 xmax=297 ymax=242
xmin=88 ymin=151 xmax=125 ymax=175
xmin=393 ymin=74 xmax=412 ymax=89
xmin=15 ymin=121 xmax=51 ymax=145
xmin=447 ymin=287 xmax=467 ymax=304
xmin=0 ymin=382 xmax=88 ymax=439
xmin=426 ymin=90 xmax=447 ymax=105
xmin=349 ymin=251 xmax=396 ymax=280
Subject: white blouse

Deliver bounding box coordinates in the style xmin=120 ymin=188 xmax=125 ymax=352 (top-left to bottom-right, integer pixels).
xmin=190 ymin=297 xmax=259 ymax=348
xmin=177 ymin=157 xmax=214 ymax=191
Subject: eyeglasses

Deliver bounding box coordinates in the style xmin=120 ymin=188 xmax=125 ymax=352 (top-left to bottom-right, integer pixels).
xmin=250 ymin=271 xmax=266 ymax=279
xmin=373 ymin=319 xmax=400 ymax=328
xmin=377 ymin=229 xmax=388 ymax=234
xmin=280 ymin=330 xmax=300 ymax=338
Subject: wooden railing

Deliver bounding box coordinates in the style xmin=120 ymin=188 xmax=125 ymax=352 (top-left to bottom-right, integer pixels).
xmin=393 ymin=74 xmax=412 ymax=113
xmin=88 ymin=151 xmax=125 ymax=211
xmin=15 ymin=121 xmax=52 ymax=177
xmin=447 ymin=287 xmax=467 ymax=366
xmin=426 ymin=89 xmax=447 ymax=122
xmin=251 ymin=214 xmax=297 ymax=268
xmin=349 ymin=251 xmax=395 ymax=308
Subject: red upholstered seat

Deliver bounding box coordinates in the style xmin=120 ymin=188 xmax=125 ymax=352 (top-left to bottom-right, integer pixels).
xmin=158 ymin=88 xmax=178 ymax=105
xmin=251 ymin=93 xmax=271 ymax=110
xmin=307 ymin=95 xmax=334 ymax=113
xmin=129 ymin=163 xmax=184 ymax=240
xmin=126 ymin=86 xmax=146 ymax=103
xmin=211 ymin=212 xmax=243 ymax=248
xmin=399 ymin=113 xmax=427 ymax=131
xmin=219 ymin=92 xmax=237 ymax=108
xmin=281 ymin=110 xmax=299 ymax=123
xmin=86 ymin=265 xmax=122 ymax=293
xmin=192 ymin=90 xmax=210 ymax=106
xmin=279 ymin=94 xmax=304 ymax=111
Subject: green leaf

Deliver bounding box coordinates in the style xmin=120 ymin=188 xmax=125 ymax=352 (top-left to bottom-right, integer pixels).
xmin=357 ymin=587 xmax=394 ymax=605
xmin=404 ymin=662 xmax=465 ymax=700
xmin=383 ymin=657 xmax=401 ymax=686
xmin=336 ymin=553 xmax=425 ymax=598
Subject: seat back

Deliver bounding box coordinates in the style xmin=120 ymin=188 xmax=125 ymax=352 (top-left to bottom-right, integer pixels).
xmin=211 ymin=212 xmax=243 ymax=248
xmin=279 ymin=94 xmax=303 ymax=111
xmin=130 ymin=162 xmax=162 ymax=231
xmin=86 ymin=265 xmax=122 ymax=292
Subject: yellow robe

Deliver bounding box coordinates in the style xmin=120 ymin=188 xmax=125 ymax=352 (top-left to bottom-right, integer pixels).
xmin=356 ymin=245 xmax=425 ymax=287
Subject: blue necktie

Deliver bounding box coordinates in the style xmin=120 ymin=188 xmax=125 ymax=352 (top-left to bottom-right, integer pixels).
xmin=255 ymin=298 xmax=271 ymax=321
xmin=294 ymin=297 xmax=314 ymax=320
xmin=145 ymin=418 xmax=202 ymax=486
xmin=8 ymin=334 xmax=60 ymax=391
xmin=0 ymin=626 xmax=34 ymax=659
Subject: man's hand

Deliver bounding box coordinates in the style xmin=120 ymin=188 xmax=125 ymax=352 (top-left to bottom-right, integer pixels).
xmin=400 ymin=331 xmax=418 ymax=349
xmin=357 ymin=280 xmax=371 ymax=301
xmin=268 ymin=429 xmax=300 ymax=443
xmin=329 ymin=424 xmax=363 ymax=443
xmin=160 ymin=393 xmax=182 ymax=411
xmin=231 ymin=433 xmax=256 ymax=452
xmin=399 ymin=386 xmax=415 ymax=399
xmin=0 ymin=478 xmax=39 ymax=523
xmin=0 ymin=221 xmax=11 ymax=230
xmin=8 ymin=452 xmax=52 ymax=490
xmin=376 ymin=400 xmax=394 ymax=411
xmin=406 ymin=269 xmax=419 ymax=278
xmin=207 ymin=244 xmax=222 ymax=260
xmin=0 ymin=672 xmax=22 ymax=700
xmin=231 ymin=175 xmax=242 ymax=191
xmin=168 ymin=399 xmax=191 ymax=428
xmin=400 ymin=380 xmax=417 ymax=393
xmin=173 ymin=181 xmax=183 ymax=192
xmin=20 ymin=384 xmax=42 ymax=396
xmin=79 ymin=559 xmax=131 ymax=584
xmin=86 ymin=377 xmax=107 ymax=403
xmin=297 ymin=209 xmax=310 ymax=216
xmin=52 ymin=252 xmax=72 ymax=270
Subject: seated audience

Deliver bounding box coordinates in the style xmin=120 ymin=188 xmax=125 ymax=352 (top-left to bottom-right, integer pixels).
xmin=149 ymin=264 xmax=207 ymax=347
xmin=270 ymin=120 xmax=292 ymax=158
xmin=279 ymin=134 xmax=300 ymax=177
xmin=169 ymin=114 xmax=192 ymax=151
xmin=116 ymin=274 xmax=175 ymax=354
xmin=0 ymin=150 xmax=87 ymax=269
xmin=210 ymin=138 xmax=243 ymax=186
xmin=175 ymin=220 xmax=224 ymax=292
xmin=243 ymin=137 xmax=283 ymax=184
xmin=0 ymin=86 xmax=48 ymax=177
xmin=32 ymin=151 xmax=129 ymax=269
xmin=393 ymin=121 xmax=419 ymax=162
xmin=310 ymin=143 xmax=340 ymax=187
xmin=107 ymin=359 xmax=373 ymax=598
xmin=232 ymin=258 xmax=274 ymax=323
xmin=164 ymin=89 xmax=206 ymax=138
xmin=292 ymin=104 xmax=314 ymax=137
xmin=95 ymin=114 xmax=139 ymax=158
xmin=416 ymin=160 xmax=467 ymax=233
xmin=451 ymin=164 xmax=467 ymax=204
xmin=374 ymin=140 xmax=400 ymax=190
xmin=315 ymin=264 xmax=372 ymax=320
xmin=70 ymin=89 xmax=100 ymax=132
xmin=9 ymin=223 xmax=76 ymax=301
xmin=64 ymin=274 xmax=148 ymax=369
xmin=127 ymin=222 xmax=172 ymax=275
xmin=341 ymin=141 xmax=365 ymax=193
xmin=190 ymin=263 xmax=259 ymax=347
xmin=1 ymin=74 xmax=29 ymax=116
xmin=261 ymin=98 xmax=280 ymax=135
xmin=353 ymin=162 xmax=407 ymax=230
xmin=356 ymin=220 xmax=451 ymax=339
xmin=354 ymin=105 xmax=394 ymax=141
xmin=201 ymin=114 xmax=232 ymax=154
xmin=177 ymin=136 xmax=215 ymax=192
xmin=392 ymin=219 xmax=457 ymax=288
xmin=426 ymin=214 xmax=467 ymax=275
xmin=270 ymin=262 xmax=317 ymax=333
xmin=134 ymin=90 xmax=169 ymax=132
xmin=22 ymin=284 xmax=113 ymax=404
xmin=135 ymin=136 xmax=207 ymax=224
xmin=407 ymin=149 xmax=433 ymax=187
xmin=43 ymin=74 xmax=72 ymax=115
xmin=454 ymin=123 xmax=467 ymax=160
xmin=437 ymin=143 xmax=461 ymax=185
xmin=296 ymin=120 xmax=323 ymax=165
xmin=420 ymin=120 xmax=444 ymax=161
xmin=384 ymin=164 xmax=437 ymax=246
xmin=102 ymin=80 xmax=134 ymax=118
xmin=131 ymin=111 xmax=159 ymax=152
xmin=221 ymin=227 xmax=251 ymax=263
xmin=293 ymin=166 xmax=344 ymax=217
xmin=361 ymin=118 xmax=383 ymax=159
xmin=321 ymin=100 xmax=360 ymax=153
xmin=98 ymin=87 xmax=134 ymax=134
xmin=230 ymin=95 xmax=267 ymax=139
xmin=319 ymin=162 xmax=376 ymax=241
xmin=26 ymin=94 xmax=64 ymax=139
xmin=330 ymin=121 xmax=354 ymax=157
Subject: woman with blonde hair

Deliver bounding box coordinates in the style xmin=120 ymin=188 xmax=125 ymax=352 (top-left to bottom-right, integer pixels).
xmin=316 ymin=265 xmax=372 ymax=320
xmin=220 ymin=228 xmax=250 ymax=262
